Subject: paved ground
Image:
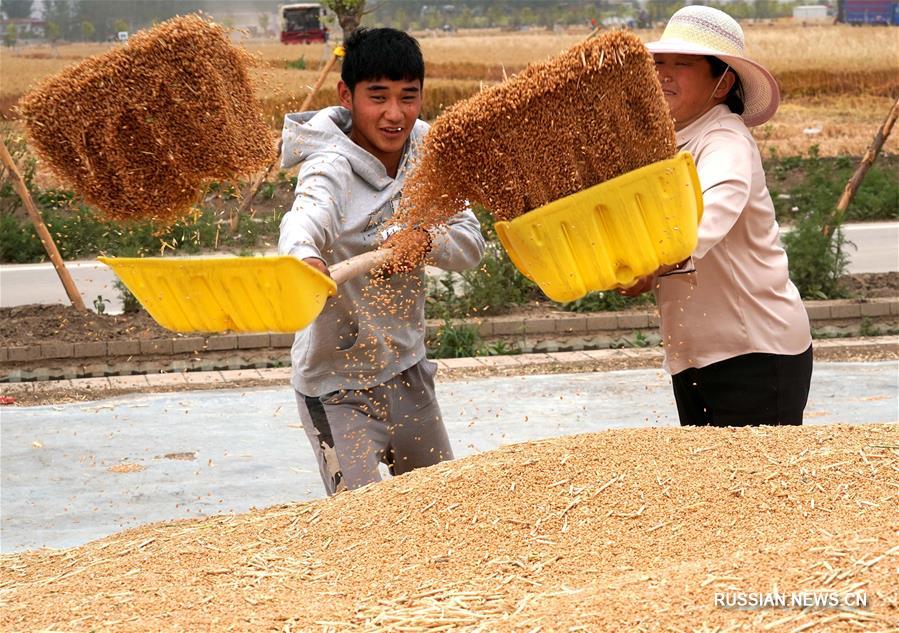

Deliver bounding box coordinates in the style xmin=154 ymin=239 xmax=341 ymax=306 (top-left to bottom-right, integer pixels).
xmin=2 ymin=221 xmax=896 ymax=313
xmin=2 ymin=360 xmax=896 ymax=553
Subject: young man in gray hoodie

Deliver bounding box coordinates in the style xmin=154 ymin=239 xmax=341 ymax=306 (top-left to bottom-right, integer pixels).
xmin=278 ymin=28 xmax=485 ymax=495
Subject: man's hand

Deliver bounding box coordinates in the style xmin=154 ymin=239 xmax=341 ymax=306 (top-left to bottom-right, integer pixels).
xmin=303 ymin=257 xmax=330 ymax=278
xmin=377 ymin=227 xmax=433 ymax=277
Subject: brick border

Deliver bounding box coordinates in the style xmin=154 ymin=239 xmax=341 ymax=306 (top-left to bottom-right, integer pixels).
xmin=1 ymin=298 xmax=897 ymax=382
xmin=2 ymin=337 xmax=895 ymax=399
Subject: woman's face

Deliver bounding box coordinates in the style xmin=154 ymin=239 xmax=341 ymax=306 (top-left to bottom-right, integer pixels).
xmin=654 ymin=53 xmax=732 ymax=130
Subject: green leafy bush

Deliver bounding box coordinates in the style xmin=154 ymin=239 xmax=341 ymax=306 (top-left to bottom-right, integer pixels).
xmin=558 ymin=289 xmax=654 ymax=312
xmin=0 ymin=202 xmax=285 ymax=263
xmin=767 ymin=147 xmax=899 ymax=223
xmin=782 ymin=207 xmax=851 ymax=299
xmin=115 ymin=280 xmax=142 ymax=314
xmin=426 ymin=244 xmax=535 ymax=319
xmin=427 ymin=319 xmax=482 ymax=358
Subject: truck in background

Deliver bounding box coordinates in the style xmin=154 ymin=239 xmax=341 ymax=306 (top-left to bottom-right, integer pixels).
xmin=840 ymin=0 xmax=899 ymax=24
xmin=280 ymin=3 xmax=329 ymax=44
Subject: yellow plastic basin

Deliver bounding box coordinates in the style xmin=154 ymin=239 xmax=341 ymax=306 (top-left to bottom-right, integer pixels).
xmin=494 ymin=152 xmax=703 ymax=303
xmin=99 ymin=255 xmax=337 ymax=333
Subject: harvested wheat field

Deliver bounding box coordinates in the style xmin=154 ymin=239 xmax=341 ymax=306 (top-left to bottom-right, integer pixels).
xmin=2 ymin=423 xmax=897 ymax=632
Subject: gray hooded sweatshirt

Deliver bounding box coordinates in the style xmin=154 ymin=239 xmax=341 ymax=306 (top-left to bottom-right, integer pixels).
xmin=278 ymin=106 xmax=485 ymax=397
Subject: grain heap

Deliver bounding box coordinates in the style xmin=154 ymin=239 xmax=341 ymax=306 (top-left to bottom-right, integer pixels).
xmin=2 ymin=424 xmax=897 ymax=632
xmin=17 ymin=14 xmax=276 ymax=224
xmin=398 ymin=29 xmax=676 ymax=231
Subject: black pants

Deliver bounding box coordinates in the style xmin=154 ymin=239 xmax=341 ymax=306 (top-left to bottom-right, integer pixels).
xmin=671 ymin=345 xmax=813 ymax=427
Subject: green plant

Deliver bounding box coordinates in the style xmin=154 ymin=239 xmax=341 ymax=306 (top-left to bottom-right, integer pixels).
xmin=287 ymin=56 xmax=307 ymax=70
xmin=259 ymin=180 xmax=278 ymax=200
xmin=1 ymin=131 xmax=37 ymax=214
xmin=559 ymin=289 xmax=654 ymax=312
xmin=427 ymin=319 xmax=482 ymax=358
xmin=782 ymin=207 xmax=851 ymax=299
xmin=483 ymin=339 xmax=520 ymax=356
xmin=426 ymin=244 xmax=535 ymax=319
xmin=206 ymin=182 xmax=238 ymax=200
xmin=858 ymin=316 xmax=880 ymax=337
xmin=4 ymin=23 xmax=17 ymax=47
xmin=0 ymin=213 xmax=46 ymax=262
xmin=767 ymin=147 xmax=899 ymax=223
xmin=631 ymin=331 xmax=650 ymax=347
xmin=115 ymin=280 xmax=141 ymax=314
xmin=93 ymin=295 xmax=107 ymax=314
xmin=0 ymin=199 xmax=284 ymax=263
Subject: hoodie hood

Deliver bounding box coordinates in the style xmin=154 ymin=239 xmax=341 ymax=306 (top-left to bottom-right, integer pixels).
xmin=281 ymin=106 xmax=428 ymax=191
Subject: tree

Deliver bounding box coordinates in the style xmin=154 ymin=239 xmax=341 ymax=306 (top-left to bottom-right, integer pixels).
xmin=113 ymin=18 xmax=128 ymax=34
xmin=45 ymin=20 xmax=60 ymax=42
xmin=4 ymin=23 xmax=17 ymax=47
xmin=1 ymin=0 xmax=33 ymax=19
xmin=257 ymin=12 xmax=269 ymax=35
xmin=322 ymin=0 xmax=365 ymax=41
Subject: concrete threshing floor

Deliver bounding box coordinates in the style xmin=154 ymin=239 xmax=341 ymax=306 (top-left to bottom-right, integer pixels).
xmin=2 ymin=360 xmax=897 ymax=552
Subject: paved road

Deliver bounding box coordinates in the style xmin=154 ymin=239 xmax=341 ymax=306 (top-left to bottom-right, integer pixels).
xmin=1 ymin=222 xmax=896 ymax=314
xmin=2 ymin=361 xmax=896 ymax=553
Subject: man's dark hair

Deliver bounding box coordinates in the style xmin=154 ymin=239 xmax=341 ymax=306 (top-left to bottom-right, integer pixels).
xmin=341 ymin=27 xmax=425 ymax=92
xmin=706 ymin=56 xmax=745 ymax=116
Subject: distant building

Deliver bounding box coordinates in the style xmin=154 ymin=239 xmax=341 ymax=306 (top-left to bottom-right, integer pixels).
xmin=792 ymin=5 xmax=830 ymax=22
xmin=0 ymin=18 xmax=45 ymax=39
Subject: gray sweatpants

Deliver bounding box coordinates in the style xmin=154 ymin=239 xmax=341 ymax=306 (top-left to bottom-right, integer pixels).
xmin=294 ymin=359 xmax=453 ymax=495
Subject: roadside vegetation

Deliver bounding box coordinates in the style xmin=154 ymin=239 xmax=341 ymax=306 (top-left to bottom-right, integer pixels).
xmin=2 ymin=132 xmax=896 ymax=308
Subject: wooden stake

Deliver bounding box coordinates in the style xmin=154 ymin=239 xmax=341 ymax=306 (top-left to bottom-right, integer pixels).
xmin=824 ymin=95 xmax=899 ymax=237
xmin=235 ymin=47 xmax=345 ymax=221
xmin=0 ymin=141 xmax=87 ymax=312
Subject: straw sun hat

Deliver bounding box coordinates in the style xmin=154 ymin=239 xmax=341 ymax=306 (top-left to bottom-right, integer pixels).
xmin=646 ymin=5 xmax=780 ymax=127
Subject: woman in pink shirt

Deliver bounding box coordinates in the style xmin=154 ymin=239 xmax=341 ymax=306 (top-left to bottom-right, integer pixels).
xmin=625 ymin=6 xmax=813 ymax=426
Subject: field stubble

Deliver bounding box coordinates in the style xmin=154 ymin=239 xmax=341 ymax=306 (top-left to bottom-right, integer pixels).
xmin=1 ymin=25 xmax=897 ymax=157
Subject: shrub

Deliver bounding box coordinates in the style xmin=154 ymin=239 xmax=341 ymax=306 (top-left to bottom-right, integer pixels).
xmin=0 ymin=200 xmax=285 ymax=263
xmin=427 ymin=319 xmax=482 ymax=358
xmin=0 ymin=212 xmax=45 ymax=262
xmin=426 ymin=243 xmax=535 ymax=319
xmin=782 ymin=207 xmax=852 ymax=299
xmin=768 ymin=146 xmax=899 ymax=223
xmin=115 ymin=280 xmax=142 ymax=314
xmin=558 ymin=289 xmax=654 ymax=312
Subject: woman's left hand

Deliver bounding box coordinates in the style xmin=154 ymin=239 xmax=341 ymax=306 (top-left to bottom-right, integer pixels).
xmin=618 ymin=274 xmax=655 ymax=297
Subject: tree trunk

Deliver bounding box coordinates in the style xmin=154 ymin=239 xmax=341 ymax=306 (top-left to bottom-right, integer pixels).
xmin=339 ymin=12 xmax=361 ymax=41
xmin=823 ymin=96 xmax=899 ymax=237
xmin=329 ymin=0 xmax=365 ymax=41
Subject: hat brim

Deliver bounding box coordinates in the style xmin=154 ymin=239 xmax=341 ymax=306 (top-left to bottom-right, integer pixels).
xmin=646 ymin=39 xmax=780 ymax=127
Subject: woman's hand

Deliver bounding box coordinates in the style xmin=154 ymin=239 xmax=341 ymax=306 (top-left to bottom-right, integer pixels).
xmin=618 ymin=257 xmax=693 ymax=296
xmin=618 ymin=274 xmax=655 ymax=297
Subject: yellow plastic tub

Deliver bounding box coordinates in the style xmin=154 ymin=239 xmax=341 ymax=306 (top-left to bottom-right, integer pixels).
xmin=99 ymin=255 xmax=337 ymax=333
xmin=494 ymin=152 xmax=703 ymax=303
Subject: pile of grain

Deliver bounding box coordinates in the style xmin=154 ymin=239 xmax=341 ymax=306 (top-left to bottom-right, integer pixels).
xmin=399 ymin=29 xmax=676 ymax=230
xmin=2 ymin=424 xmax=896 ymax=631
xmin=17 ymin=15 xmax=276 ymax=224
